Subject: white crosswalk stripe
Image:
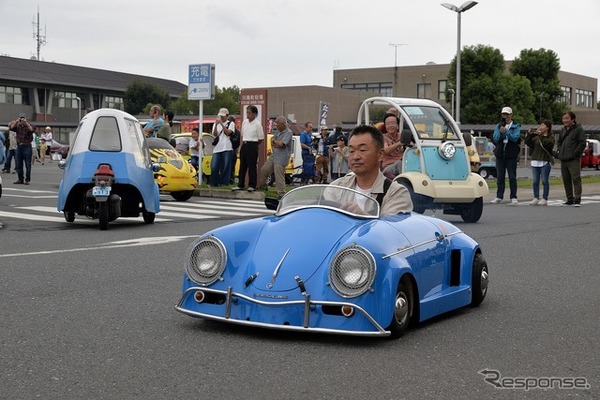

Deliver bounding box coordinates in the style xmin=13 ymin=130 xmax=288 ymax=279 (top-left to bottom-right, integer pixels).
xmin=0 ymin=197 xmax=271 ymax=224
xmin=507 ymin=195 xmax=600 ymax=206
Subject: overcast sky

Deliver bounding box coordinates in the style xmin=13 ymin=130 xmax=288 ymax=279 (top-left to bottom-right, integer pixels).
xmin=2 ymin=0 xmax=599 ymax=95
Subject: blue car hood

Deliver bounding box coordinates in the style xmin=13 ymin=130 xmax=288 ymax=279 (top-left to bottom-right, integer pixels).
xmin=217 ymin=208 xmax=366 ymax=292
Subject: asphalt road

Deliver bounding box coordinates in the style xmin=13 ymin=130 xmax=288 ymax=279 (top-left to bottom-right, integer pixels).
xmin=1 ymin=164 xmax=599 ymax=399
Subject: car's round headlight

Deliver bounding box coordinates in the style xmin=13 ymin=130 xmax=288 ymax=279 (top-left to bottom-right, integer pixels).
xmin=328 ymin=245 xmax=376 ymax=298
xmin=184 ymin=236 xmax=226 ymax=285
xmin=438 ymin=142 xmax=456 ymax=160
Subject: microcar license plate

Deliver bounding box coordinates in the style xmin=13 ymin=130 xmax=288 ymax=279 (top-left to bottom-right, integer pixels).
xmin=92 ymin=186 xmax=111 ymax=197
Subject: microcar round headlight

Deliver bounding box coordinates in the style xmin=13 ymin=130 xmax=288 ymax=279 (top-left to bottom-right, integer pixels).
xmin=438 ymin=142 xmax=456 ymax=160
xmin=184 ymin=236 xmax=226 ymax=285
xmin=328 ymin=245 xmax=376 ymax=298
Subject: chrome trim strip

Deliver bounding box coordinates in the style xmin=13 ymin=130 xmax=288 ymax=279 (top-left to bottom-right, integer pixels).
xmin=382 ymin=230 xmax=462 ymax=259
xmin=176 ymin=286 xmax=389 ymax=337
xmin=269 ymin=248 xmax=291 ymax=288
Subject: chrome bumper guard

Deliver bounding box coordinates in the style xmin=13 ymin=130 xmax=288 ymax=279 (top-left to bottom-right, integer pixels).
xmin=175 ymin=286 xmax=390 ymax=337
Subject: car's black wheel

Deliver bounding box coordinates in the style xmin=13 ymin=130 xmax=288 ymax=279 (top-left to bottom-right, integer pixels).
xmin=98 ymin=203 xmax=109 ymax=230
xmin=460 ymin=197 xmax=483 ymax=223
xmin=64 ymin=210 xmax=75 ymax=222
xmin=266 ymin=173 xmax=275 ymax=186
xmin=171 ymin=191 xmax=194 ymax=202
xmin=142 ymin=210 xmax=155 ymax=224
xmin=398 ymin=180 xmax=425 ymax=214
xmin=471 ymin=253 xmax=489 ymax=306
xmin=478 ymin=168 xmax=489 ymax=179
xmin=387 ymin=279 xmax=414 ymax=338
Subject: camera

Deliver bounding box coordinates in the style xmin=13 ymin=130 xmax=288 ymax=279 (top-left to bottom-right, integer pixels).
xmin=500 ymin=117 xmax=507 ymax=127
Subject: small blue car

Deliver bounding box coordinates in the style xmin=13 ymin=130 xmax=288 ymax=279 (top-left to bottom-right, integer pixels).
xmin=57 ymin=108 xmax=160 ymax=230
xmin=176 ymin=185 xmax=488 ymax=338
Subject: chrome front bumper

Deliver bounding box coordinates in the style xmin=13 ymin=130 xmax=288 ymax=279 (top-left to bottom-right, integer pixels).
xmin=175 ymin=286 xmax=390 ymax=337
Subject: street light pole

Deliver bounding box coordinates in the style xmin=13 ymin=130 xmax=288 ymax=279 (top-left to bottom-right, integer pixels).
xmin=441 ymin=1 xmax=478 ymax=125
xmin=75 ymin=96 xmax=82 ymax=123
xmin=389 ymin=43 xmax=407 ymax=96
xmin=448 ymin=88 xmax=455 ymax=119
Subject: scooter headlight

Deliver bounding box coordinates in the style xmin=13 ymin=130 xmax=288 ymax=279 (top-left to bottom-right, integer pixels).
xmin=185 ymin=236 xmax=226 ymax=285
xmin=439 ymin=142 xmax=456 ymax=160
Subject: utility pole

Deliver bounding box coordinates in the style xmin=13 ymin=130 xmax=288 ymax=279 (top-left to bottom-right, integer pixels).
xmin=389 ymin=43 xmax=407 ymax=96
xmin=32 ymin=6 xmax=47 ymax=61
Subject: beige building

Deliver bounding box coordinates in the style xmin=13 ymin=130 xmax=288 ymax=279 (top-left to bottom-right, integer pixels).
xmin=252 ymin=62 xmax=599 ymax=129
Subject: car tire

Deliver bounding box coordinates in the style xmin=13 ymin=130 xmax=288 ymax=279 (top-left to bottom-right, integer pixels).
xmin=64 ymin=210 xmax=75 ymax=222
xmin=398 ymin=180 xmax=425 ymax=214
xmin=171 ymin=191 xmax=194 ymax=202
xmin=478 ymin=168 xmax=489 ymax=179
xmin=99 ymin=203 xmax=109 ymax=230
xmin=143 ymin=210 xmax=155 ymax=224
xmin=387 ymin=279 xmax=414 ymax=338
xmin=460 ymin=197 xmax=483 ymax=223
xmin=470 ymin=253 xmax=489 ymax=307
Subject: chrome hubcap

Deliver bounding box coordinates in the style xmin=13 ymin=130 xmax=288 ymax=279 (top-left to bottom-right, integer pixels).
xmin=480 ymin=268 xmax=489 ymax=295
xmin=394 ymin=293 xmax=408 ymax=325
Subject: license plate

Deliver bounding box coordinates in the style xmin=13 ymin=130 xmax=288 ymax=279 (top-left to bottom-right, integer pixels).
xmin=92 ymin=186 xmax=111 ymax=197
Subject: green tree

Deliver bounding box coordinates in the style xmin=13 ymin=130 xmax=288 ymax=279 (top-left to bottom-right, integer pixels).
xmin=170 ymin=85 xmax=241 ymax=116
xmin=447 ymin=45 xmax=536 ymax=124
xmin=123 ymin=79 xmax=171 ymax=115
xmin=510 ymin=48 xmax=566 ymax=123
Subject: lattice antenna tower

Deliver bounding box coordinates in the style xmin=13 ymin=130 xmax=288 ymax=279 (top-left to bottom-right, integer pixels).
xmin=32 ymin=6 xmax=47 ymax=61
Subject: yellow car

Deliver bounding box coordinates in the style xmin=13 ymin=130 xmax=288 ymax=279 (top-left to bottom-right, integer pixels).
xmin=265 ymin=133 xmax=303 ymax=184
xmin=147 ymin=138 xmax=197 ymax=201
xmin=170 ymin=132 xmax=240 ymax=184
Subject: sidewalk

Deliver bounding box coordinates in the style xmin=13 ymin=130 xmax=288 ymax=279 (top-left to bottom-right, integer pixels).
xmin=484 ymin=179 xmax=600 ymax=202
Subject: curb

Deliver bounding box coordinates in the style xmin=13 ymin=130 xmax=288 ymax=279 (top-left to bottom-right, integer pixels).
xmin=195 ymin=188 xmax=265 ymax=200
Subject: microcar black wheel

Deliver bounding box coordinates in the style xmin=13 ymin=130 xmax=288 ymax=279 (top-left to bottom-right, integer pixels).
xmin=64 ymin=210 xmax=75 ymax=222
xmin=98 ymin=203 xmax=109 ymax=230
xmin=171 ymin=191 xmax=194 ymax=202
xmin=460 ymin=197 xmax=483 ymax=223
xmin=398 ymin=180 xmax=425 ymax=214
xmin=478 ymin=168 xmax=489 ymax=179
xmin=143 ymin=210 xmax=155 ymax=224
xmin=388 ymin=280 xmax=414 ymax=338
xmin=471 ymin=253 xmax=489 ymax=307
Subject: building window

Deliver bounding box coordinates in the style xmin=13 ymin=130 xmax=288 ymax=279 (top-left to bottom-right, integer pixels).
xmin=438 ymin=80 xmax=447 ymax=101
xmin=54 ymin=91 xmax=79 ymax=108
xmin=105 ymin=96 xmax=124 ymax=110
xmin=341 ymin=82 xmax=392 ymax=96
xmin=559 ymin=85 xmax=571 ymax=105
xmin=575 ymin=89 xmax=594 ymax=108
xmin=0 ymin=86 xmax=24 ymax=104
xmin=417 ymin=83 xmax=431 ymax=99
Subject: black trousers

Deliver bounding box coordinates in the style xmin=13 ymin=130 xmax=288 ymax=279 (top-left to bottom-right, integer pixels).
xmin=238 ymin=141 xmax=258 ymax=188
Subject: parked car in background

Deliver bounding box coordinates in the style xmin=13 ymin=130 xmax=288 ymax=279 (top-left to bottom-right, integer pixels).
xmin=147 ymin=138 xmax=197 ymax=201
xmin=581 ymin=139 xmax=599 ymax=170
xmin=474 ymin=136 xmax=497 ymax=179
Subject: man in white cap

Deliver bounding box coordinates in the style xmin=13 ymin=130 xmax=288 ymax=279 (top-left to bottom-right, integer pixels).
xmin=490 ymin=106 xmax=521 ymax=205
xmin=210 ymin=107 xmax=234 ymax=186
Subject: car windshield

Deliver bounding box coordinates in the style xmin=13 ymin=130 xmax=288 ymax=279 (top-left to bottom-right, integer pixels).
xmin=401 ymin=105 xmax=459 ymax=140
xmin=147 ymin=137 xmax=174 ymax=150
xmin=276 ymin=185 xmax=379 ymax=218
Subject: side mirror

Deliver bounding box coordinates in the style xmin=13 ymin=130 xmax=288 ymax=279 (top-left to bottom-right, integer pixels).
xmin=462 ymin=131 xmax=473 ymax=147
xmin=151 ymin=162 xmax=161 ymax=172
xmin=264 ymin=197 xmax=279 ymax=211
xmin=58 ymin=159 xmax=66 ymax=170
